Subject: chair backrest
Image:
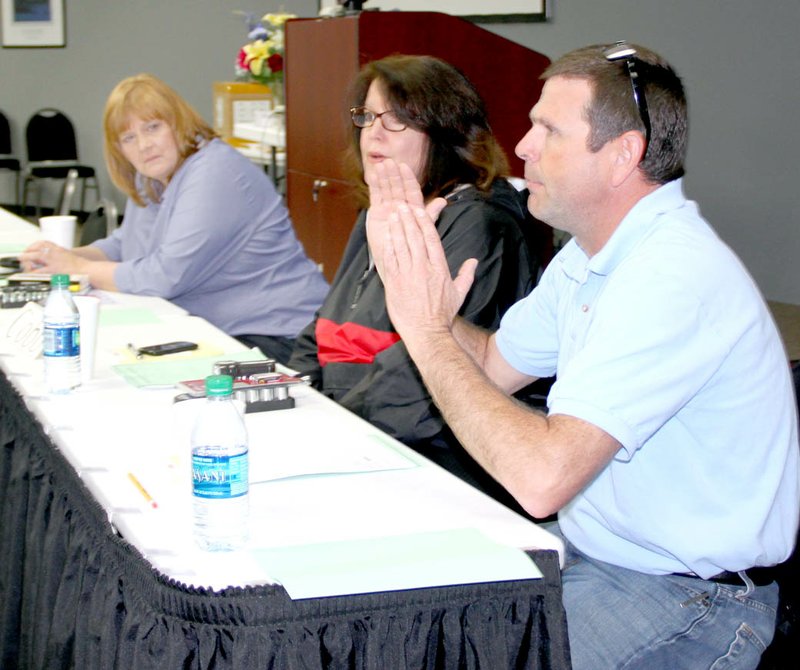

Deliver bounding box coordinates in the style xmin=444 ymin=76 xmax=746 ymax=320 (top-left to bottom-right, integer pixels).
xmin=0 ymin=110 xmax=13 ymax=155
xmin=79 ymin=199 xmax=119 ymax=246
xmin=25 ymin=108 xmax=79 ymax=163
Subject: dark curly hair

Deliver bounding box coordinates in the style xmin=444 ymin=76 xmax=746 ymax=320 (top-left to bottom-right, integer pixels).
xmin=346 ymin=55 xmax=509 ymax=207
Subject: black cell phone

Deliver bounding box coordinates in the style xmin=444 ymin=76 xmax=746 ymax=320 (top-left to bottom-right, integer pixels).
xmin=137 ymin=341 xmax=198 ymax=356
xmin=0 ymin=256 xmax=22 ymax=271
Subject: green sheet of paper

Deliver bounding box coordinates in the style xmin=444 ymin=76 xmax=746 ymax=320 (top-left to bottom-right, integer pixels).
xmin=99 ymin=307 xmax=163 ymax=327
xmin=253 ymin=528 xmax=542 ymax=600
xmin=112 ymin=349 xmax=266 ymax=387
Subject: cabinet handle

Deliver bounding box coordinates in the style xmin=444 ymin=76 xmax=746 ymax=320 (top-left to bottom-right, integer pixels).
xmin=312 ymin=179 xmax=328 ymax=203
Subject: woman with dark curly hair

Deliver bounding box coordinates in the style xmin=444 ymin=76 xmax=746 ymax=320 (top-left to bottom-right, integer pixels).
xmin=289 ymin=55 xmax=535 ymax=494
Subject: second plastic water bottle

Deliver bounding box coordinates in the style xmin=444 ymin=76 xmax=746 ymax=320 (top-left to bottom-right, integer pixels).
xmin=42 ymin=273 xmax=81 ymax=394
xmin=191 ymin=375 xmax=250 ymax=551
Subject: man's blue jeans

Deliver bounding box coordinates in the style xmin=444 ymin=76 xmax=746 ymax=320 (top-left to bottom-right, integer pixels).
xmin=547 ymin=524 xmax=779 ymax=669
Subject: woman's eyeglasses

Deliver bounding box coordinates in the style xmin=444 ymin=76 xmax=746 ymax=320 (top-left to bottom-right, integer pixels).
xmin=604 ymin=41 xmax=651 ymax=155
xmin=350 ymin=107 xmax=407 ymax=132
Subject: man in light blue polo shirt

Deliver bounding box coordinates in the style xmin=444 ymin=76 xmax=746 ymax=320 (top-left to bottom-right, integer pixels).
xmin=364 ymin=42 xmax=799 ymax=669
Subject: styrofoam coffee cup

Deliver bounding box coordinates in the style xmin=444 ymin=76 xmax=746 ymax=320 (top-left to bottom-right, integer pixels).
xmin=39 ymin=215 xmax=78 ymax=249
xmin=73 ymin=295 xmax=100 ymax=382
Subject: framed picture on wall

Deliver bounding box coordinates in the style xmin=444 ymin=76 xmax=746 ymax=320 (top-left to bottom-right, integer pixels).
xmin=318 ymin=1 xmax=549 ymax=23
xmin=1 ymin=0 xmax=65 ymax=47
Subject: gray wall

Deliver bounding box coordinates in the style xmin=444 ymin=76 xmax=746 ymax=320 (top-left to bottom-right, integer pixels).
xmin=2 ymin=0 xmax=798 ymax=302
xmin=0 ymin=0 xmax=318 ymax=206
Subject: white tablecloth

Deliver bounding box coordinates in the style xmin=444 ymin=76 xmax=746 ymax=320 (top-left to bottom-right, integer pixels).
xmin=1 ymin=206 xmax=563 ymax=593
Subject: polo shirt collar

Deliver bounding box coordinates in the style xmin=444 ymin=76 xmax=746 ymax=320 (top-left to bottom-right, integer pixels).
xmin=559 ymin=178 xmax=686 ymax=282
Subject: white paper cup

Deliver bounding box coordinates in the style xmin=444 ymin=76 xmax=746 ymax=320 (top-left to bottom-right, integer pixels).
xmin=39 ymin=215 xmax=78 ymax=249
xmin=73 ymin=295 xmax=100 ymax=382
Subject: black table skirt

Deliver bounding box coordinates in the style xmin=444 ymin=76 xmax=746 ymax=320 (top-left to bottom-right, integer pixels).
xmin=0 ymin=371 xmax=571 ymax=669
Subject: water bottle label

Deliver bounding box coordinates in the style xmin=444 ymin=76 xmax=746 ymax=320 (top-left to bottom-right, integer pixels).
xmin=43 ymin=325 xmax=80 ymax=357
xmin=192 ymin=452 xmax=249 ymax=499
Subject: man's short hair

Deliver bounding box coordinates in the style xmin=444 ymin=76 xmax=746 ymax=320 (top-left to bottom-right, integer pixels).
xmin=543 ymin=44 xmax=687 ymax=184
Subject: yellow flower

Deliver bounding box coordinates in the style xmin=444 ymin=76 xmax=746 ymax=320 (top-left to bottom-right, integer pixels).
xmin=243 ymin=39 xmax=271 ymax=76
xmin=262 ymin=12 xmax=296 ymax=28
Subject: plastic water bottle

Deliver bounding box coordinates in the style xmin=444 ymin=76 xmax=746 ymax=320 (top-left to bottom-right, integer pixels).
xmin=42 ymin=273 xmax=81 ymax=394
xmin=191 ymin=374 xmax=249 ymax=551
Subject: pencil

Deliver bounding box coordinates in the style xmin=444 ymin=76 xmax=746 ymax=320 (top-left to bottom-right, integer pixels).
xmin=127 ymin=472 xmax=158 ymax=509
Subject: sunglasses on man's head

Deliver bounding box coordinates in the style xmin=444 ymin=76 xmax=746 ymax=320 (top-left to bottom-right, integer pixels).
xmin=604 ymin=41 xmax=651 ymax=156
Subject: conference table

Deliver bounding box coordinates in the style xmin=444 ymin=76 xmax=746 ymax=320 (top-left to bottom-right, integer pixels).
xmin=0 ymin=208 xmax=571 ymax=669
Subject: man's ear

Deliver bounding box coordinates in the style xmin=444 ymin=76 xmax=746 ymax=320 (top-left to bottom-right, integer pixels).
xmin=610 ymin=131 xmax=647 ymax=186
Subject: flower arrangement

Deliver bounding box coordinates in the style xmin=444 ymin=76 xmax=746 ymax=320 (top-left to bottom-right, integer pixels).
xmin=235 ymin=11 xmax=296 ymax=96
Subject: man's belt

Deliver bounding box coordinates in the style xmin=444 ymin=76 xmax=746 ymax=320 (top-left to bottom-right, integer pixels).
xmin=675 ymin=568 xmax=775 ymax=587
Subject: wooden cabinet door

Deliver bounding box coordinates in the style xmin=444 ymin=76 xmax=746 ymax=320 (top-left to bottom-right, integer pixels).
xmin=287 ymin=170 xmax=358 ymax=282
xmin=285 ymin=18 xmax=358 ymax=181
xmin=285 ymin=18 xmax=360 ymax=281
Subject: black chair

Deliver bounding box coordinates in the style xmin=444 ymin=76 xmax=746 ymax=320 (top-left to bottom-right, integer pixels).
xmin=757 ymin=360 xmax=800 ymax=669
xmin=21 ymin=108 xmax=100 ymax=218
xmin=0 ymin=109 xmax=21 ymax=208
xmin=79 ymin=199 xmax=119 ymax=246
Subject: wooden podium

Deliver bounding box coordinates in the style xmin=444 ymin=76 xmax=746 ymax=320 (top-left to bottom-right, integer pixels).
xmin=285 ymin=11 xmax=550 ymax=280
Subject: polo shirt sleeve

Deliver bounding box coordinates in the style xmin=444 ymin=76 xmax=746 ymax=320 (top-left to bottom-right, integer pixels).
xmin=495 ymin=253 xmax=562 ymax=378
xmin=547 ymin=263 xmax=735 ymax=459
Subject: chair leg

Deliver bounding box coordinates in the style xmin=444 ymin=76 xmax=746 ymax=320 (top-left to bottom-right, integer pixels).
xmin=79 ymin=178 xmax=100 ymax=213
xmin=35 ymin=179 xmax=42 ymax=220
xmin=21 ymin=176 xmax=38 ymax=220
xmin=21 ymin=178 xmax=29 ymax=217
xmin=87 ymin=176 xmax=100 ymax=210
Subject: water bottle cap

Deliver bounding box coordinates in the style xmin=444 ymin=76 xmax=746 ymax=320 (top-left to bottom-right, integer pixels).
xmin=205 ymin=374 xmax=234 ymax=396
xmin=50 ymin=274 xmax=70 ymax=287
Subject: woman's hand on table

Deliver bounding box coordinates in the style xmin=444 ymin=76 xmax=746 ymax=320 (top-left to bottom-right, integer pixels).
xmin=19 ymin=241 xmax=86 ymax=275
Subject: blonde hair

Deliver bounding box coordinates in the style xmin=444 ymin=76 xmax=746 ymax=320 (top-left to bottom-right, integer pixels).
xmin=103 ymin=73 xmax=217 ymax=206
